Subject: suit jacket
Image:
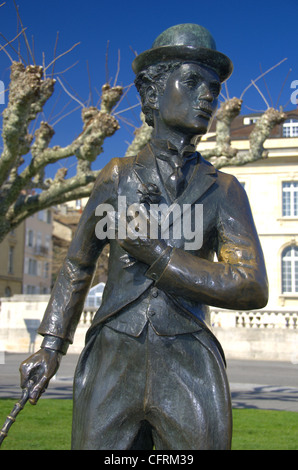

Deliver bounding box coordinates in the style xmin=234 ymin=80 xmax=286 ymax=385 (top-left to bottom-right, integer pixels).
xmin=38 ymin=144 xmax=268 ymax=349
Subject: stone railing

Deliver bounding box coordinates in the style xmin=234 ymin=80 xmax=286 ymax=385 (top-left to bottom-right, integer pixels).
xmin=80 ymin=307 xmax=298 ymax=330
xmin=210 ymin=308 xmax=298 ymax=329
xmin=79 ymin=308 xmax=97 ymax=326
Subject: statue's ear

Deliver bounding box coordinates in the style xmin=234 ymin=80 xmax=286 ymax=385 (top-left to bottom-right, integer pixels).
xmin=146 ymin=85 xmax=159 ymax=110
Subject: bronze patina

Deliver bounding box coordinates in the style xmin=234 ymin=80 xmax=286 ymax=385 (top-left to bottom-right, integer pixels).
xmin=19 ymin=24 xmax=268 ymax=450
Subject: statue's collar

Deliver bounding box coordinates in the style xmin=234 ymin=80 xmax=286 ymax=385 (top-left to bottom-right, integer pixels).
xmin=150 ymin=138 xmax=197 ymax=161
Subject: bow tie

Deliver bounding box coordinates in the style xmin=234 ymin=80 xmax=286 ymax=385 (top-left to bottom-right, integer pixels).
xmin=153 ymin=140 xmax=197 ymax=166
xmin=151 ymin=141 xmax=197 ymax=199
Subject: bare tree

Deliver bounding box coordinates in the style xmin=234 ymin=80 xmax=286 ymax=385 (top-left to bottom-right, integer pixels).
xmin=0 ymin=2 xmax=290 ymax=244
xmin=0 ymin=4 xmax=126 ymax=243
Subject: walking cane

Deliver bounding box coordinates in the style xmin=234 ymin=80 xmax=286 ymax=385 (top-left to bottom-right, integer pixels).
xmin=0 ymin=385 xmax=31 ymax=448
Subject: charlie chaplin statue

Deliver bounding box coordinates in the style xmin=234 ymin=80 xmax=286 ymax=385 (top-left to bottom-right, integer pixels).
xmin=20 ymin=24 xmax=268 ymax=450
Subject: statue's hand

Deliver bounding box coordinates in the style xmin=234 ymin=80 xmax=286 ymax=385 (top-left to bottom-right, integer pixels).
xmin=116 ymin=201 xmax=167 ymax=265
xmin=19 ymin=348 xmax=62 ymax=404
xmin=118 ymin=234 xmax=166 ymax=265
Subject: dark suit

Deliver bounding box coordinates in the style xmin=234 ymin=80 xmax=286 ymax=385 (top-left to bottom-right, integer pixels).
xmin=38 ymin=142 xmax=268 ymax=449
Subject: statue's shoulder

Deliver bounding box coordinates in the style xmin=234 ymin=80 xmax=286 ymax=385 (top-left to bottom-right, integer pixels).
xmin=214 ymin=166 xmax=248 ymax=202
xmin=199 ymin=155 xmax=246 ymax=197
xmin=94 ymin=155 xmax=137 ymax=187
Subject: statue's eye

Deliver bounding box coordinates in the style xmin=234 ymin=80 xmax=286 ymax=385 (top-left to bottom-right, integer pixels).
xmin=183 ymin=78 xmax=197 ymax=88
xmin=210 ymin=82 xmax=221 ymax=97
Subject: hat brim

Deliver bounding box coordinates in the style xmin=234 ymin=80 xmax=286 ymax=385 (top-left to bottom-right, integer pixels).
xmin=132 ymin=45 xmax=233 ymax=83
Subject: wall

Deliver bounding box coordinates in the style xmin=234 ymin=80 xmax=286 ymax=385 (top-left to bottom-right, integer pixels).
xmin=0 ymin=296 xmax=297 ymax=362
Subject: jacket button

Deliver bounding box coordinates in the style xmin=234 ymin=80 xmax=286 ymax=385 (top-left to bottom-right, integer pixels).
xmin=151 ymin=287 xmax=158 ymax=298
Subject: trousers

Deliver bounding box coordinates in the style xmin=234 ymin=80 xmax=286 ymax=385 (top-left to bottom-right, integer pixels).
xmin=71 ymin=323 xmax=232 ymax=450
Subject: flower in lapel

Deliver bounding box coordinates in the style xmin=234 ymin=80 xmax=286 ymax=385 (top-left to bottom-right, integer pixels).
xmin=137 ymin=182 xmax=161 ymax=205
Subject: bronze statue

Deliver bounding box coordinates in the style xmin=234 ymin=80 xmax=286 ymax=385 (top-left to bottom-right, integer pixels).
xmin=19 ymin=24 xmax=268 ymax=450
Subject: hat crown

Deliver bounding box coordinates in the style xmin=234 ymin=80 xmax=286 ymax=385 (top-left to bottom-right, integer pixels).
xmin=132 ymin=23 xmax=233 ymax=82
xmin=152 ymin=24 xmax=217 ymax=51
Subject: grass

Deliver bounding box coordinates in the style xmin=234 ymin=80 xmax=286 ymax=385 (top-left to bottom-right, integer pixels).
xmin=0 ymin=399 xmax=297 ymax=450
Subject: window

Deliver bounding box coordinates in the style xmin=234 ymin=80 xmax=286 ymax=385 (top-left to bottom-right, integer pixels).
xmin=243 ymin=116 xmax=260 ymax=125
xmin=45 ymin=235 xmax=51 ymax=253
xmin=283 ymin=119 xmax=298 ymax=137
xmin=27 ymin=229 xmax=34 ymax=247
xmin=47 ymin=210 xmax=51 ymax=224
xmin=38 ymin=211 xmax=44 ymax=222
xmin=26 ymin=285 xmax=36 ymax=294
xmin=28 ymin=258 xmax=37 ymax=275
xmin=8 ymin=246 xmax=14 ymax=274
xmin=44 ymin=262 xmax=49 ymax=279
xmin=85 ymin=283 xmax=105 ymax=308
xmin=282 ymin=182 xmax=298 ymax=217
xmin=282 ymin=246 xmax=298 ymax=294
xmin=4 ymin=286 xmax=12 ymax=297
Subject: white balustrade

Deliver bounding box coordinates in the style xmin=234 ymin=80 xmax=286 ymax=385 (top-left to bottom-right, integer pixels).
xmin=210 ymin=308 xmax=298 ymax=329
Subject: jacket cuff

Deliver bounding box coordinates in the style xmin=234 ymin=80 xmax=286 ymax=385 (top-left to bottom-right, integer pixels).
xmin=145 ymin=246 xmax=173 ymax=282
xmin=40 ymin=335 xmax=70 ymax=355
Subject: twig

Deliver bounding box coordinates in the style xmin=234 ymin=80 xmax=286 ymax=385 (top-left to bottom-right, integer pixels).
xmin=275 ymin=68 xmax=292 ymax=109
xmin=52 ymin=104 xmax=82 ymax=127
xmin=259 ymin=63 xmax=273 ymax=107
xmin=42 ymin=51 xmax=46 ymax=79
xmin=53 ymin=60 xmax=79 ymax=76
xmin=31 ymin=35 xmax=35 ymax=65
xmin=48 ymin=92 xmax=68 ymax=122
xmin=112 ymin=82 xmax=134 ymax=113
xmin=13 ymin=0 xmax=35 ymax=64
xmin=113 ymin=49 xmax=121 ymax=87
xmin=44 ymin=42 xmax=80 ymax=72
xmin=250 ymin=79 xmax=270 ymax=109
xmin=113 ymin=102 xmax=140 ymax=115
xmin=219 ymin=91 xmax=228 ymax=102
xmin=86 ymin=60 xmax=93 ymax=106
xmin=117 ymin=114 xmax=139 ymax=130
xmin=51 ymin=31 xmax=60 ymax=78
xmin=244 ymin=104 xmax=266 ymax=113
xmin=129 ymin=45 xmax=138 ymax=58
xmin=56 ymin=76 xmax=85 ymax=108
xmin=240 ymin=58 xmax=288 ymax=100
xmin=105 ymin=40 xmax=110 ymax=84
xmin=57 ymin=75 xmax=85 ymax=105
xmin=224 ymin=82 xmax=230 ymax=101
xmin=0 ymin=29 xmax=27 ymax=63
xmin=0 ymin=40 xmax=13 ymax=62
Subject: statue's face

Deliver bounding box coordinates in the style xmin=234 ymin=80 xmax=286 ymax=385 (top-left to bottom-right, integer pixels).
xmin=157 ymin=62 xmax=221 ymax=136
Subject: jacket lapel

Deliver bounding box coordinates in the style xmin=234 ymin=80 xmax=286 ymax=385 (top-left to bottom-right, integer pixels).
xmin=133 ymin=144 xmax=172 ymax=206
xmin=176 ymin=154 xmax=217 ymax=207
xmin=133 ymin=145 xmax=218 ymax=230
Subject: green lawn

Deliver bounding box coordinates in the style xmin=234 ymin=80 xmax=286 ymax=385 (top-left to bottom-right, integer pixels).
xmin=0 ymin=399 xmax=297 ymax=450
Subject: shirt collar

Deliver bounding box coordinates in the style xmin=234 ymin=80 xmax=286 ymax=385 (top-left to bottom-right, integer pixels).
xmin=150 ymin=138 xmax=197 ymax=164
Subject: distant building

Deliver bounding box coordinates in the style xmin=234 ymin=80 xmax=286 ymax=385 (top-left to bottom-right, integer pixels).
xmin=0 ymin=224 xmax=25 ymax=297
xmin=198 ymin=108 xmax=298 ymax=309
xmin=23 ymin=209 xmax=53 ymax=295
xmin=85 ymin=282 xmax=105 ymax=309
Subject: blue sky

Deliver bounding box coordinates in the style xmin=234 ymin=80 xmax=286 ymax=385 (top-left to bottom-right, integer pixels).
xmin=0 ymin=0 xmax=297 ymax=176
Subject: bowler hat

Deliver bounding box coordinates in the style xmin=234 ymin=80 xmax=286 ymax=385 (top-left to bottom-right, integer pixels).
xmin=132 ymin=23 xmax=233 ymax=83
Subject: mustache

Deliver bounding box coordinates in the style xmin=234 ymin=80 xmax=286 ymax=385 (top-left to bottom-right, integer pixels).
xmin=193 ymin=101 xmax=214 ymax=116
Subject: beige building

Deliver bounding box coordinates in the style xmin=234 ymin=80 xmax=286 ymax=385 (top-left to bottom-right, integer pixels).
xmin=0 ymin=224 xmax=25 ymax=297
xmin=23 ymin=209 xmax=53 ymax=295
xmin=197 ymin=109 xmax=298 ymax=310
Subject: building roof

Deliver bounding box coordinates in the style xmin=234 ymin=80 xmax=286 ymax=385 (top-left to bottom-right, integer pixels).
xmin=206 ymin=108 xmax=298 ymax=141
